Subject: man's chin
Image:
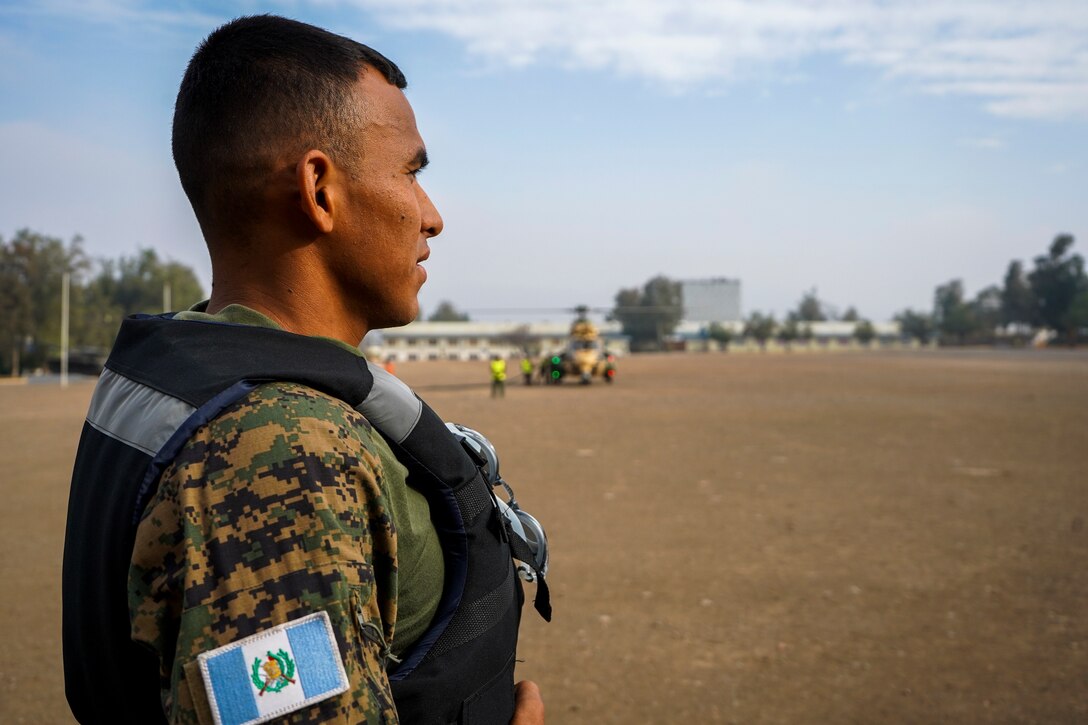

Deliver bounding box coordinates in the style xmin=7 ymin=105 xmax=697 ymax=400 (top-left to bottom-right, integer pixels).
xmin=380 ymin=302 xmax=420 ymax=330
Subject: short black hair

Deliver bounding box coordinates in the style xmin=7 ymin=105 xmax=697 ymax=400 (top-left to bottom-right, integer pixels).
xmin=172 ymin=15 xmax=406 ymax=233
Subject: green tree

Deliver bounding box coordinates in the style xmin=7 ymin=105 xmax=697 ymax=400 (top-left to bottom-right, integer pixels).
xmin=0 ymin=244 xmax=32 ymax=375
xmin=840 ymin=306 xmax=860 ymax=322
xmin=1028 ymin=234 xmax=1087 ymax=337
xmin=895 ymin=308 xmax=933 ymax=344
xmin=0 ymin=229 xmax=89 ymax=371
xmin=111 ymin=248 xmax=203 ymax=317
xmin=427 ymin=300 xmax=470 ymax=322
xmin=0 ymin=233 xmax=206 ymax=373
xmin=743 ymin=311 xmax=776 ymax=351
xmin=160 ymin=260 xmax=205 ymax=312
xmin=74 ymin=248 xmax=204 ymax=351
xmin=971 ymin=285 xmax=1002 ymax=340
xmin=1063 ymin=289 xmax=1088 ymax=345
xmin=934 ymin=279 xmax=976 ymax=344
xmin=778 ymin=317 xmax=800 ymax=350
xmin=1000 ymin=260 xmax=1034 ymax=326
xmin=853 ymin=319 xmax=876 ymax=345
xmin=706 ymin=321 xmax=733 ymax=351
xmin=611 ymin=275 xmax=683 ymax=352
xmin=795 ymin=289 xmax=827 ymax=322
xmin=74 ymin=259 xmax=125 ymax=350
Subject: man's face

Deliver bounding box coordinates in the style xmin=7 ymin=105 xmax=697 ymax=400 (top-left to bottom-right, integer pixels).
xmin=330 ymin=69 xmax=443 ymax=330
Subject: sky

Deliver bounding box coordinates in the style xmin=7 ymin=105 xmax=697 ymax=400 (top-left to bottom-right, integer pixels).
xmin=1 ymin=0 xmax=1086 ymax=323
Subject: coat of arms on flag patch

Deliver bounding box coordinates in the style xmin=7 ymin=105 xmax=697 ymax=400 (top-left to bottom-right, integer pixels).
xmin=252 ymin=650 xmax=296 ymax=695
xmin=196 ymin=611 xmax=349 ymax=725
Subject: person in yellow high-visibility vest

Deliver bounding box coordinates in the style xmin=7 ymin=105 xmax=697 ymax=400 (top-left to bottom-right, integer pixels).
xmin=490 ymin=355 xmax=506 ymax=398
xmin=520 ymin=356 xmax=534 ymax=386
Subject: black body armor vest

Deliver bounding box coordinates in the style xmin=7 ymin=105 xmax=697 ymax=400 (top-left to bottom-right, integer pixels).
xmin=63 ymin=315 xmax=546 ymax=724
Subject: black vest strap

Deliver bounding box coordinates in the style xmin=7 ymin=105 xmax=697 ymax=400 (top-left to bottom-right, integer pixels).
xmin=108 ymin=314 xmax=375 ymax=408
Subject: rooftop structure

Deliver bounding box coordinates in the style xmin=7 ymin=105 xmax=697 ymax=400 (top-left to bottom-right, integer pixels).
xmin=682 ymin=278 xmax=742 ymax=323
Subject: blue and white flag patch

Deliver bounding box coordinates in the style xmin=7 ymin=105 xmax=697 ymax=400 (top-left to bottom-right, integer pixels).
xmin=197 ymin=611 xmax=349 ymax=725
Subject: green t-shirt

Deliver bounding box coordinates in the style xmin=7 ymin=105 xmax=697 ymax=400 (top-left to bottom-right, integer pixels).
xmin=174 ymin=302 xmax=444 ymax=656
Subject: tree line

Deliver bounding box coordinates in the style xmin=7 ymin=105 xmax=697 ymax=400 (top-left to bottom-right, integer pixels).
xmin=608 ymin=275 xmax=882 ymax=351
xmin=1 ymin=229 xmax=204 ymax=375
xmin=3 ymin=228 xmax=1084 ymax=373
xmin=897 ymin=234 xmax=1086 ymax=346
xmin=611 ymin=234 xmax=1087 ymax=351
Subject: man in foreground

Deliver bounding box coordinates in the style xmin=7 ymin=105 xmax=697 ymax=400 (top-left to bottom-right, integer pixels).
xmin=63 ymin=15 xmax=545 ymax=724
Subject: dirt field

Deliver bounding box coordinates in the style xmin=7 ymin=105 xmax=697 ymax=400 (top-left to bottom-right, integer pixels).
xmin=1 ymin=350 xmax=1086 ymax=723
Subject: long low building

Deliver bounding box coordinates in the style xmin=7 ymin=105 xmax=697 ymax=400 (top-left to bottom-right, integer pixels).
xmin=365 ymin=320 xmax=630 ymax=362
xmin=365 ymin=318 xmax=908 ymax=361
xmin=671 ymin=319 xmax=906 ymax=352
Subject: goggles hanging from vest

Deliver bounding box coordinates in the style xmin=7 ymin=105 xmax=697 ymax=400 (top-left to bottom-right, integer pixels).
xmin=445 ymin=422 xmax=550 ymax=580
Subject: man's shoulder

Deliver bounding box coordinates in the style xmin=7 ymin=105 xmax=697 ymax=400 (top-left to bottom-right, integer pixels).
xmin=180 ymin=381 xmax=378 ymax=469
xmin=231 ymin=380 xmax=372 ymax=430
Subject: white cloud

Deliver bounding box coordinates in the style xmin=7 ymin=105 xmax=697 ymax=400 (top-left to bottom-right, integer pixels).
xmin=0 ymin=0 xmax=221 ymax=33
xmin=11 ymin=0 xmax=1085 ymax=119
xmin=348 ymin=0 xmax=1088 ymax=120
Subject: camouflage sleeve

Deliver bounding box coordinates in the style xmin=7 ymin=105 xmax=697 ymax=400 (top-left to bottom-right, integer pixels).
xmin=129 ymin=382 xmax=400 ymax=724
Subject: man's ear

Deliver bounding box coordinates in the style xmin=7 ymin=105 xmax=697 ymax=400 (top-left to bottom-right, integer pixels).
xmin=297 ymin=150 xmax=336 ymax=234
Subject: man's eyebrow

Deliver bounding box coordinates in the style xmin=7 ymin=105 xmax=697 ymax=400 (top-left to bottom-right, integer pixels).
xmin=411 ymin=148 xmax=429 ymax=170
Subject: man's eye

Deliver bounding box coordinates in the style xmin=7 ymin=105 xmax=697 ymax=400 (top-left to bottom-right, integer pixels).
xmin=409 ymin=167 xmax=424 ymax=177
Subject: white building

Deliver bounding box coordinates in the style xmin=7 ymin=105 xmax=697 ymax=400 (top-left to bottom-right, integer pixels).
xmin=365 ymin=320 xmax=630 ymax=362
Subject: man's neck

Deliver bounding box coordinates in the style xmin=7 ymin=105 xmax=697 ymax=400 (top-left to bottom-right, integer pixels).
xmin=207 ymin=283 xmax=368 ymax=346
xmin=204 ymin=223 xmax=370 ymax=345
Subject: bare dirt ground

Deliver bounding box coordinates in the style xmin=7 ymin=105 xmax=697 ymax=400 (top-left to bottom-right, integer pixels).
xmin=1 ymin=350 xmax=1086 ymax=723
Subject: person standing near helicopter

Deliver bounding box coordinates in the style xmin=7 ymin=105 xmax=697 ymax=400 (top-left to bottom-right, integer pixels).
xmin=491 ymin=354 xmax=508 ymax=398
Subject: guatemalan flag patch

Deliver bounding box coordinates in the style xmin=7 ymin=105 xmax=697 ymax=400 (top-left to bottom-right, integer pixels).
xmin=197 ymin=611 xmax=350 ymax=725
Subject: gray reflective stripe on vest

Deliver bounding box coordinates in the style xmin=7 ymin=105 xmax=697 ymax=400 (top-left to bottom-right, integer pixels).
xmin=85 ymin=369 xmax=196 ymax=456
xmin=358 ymin=361 xmax=423 ymax=444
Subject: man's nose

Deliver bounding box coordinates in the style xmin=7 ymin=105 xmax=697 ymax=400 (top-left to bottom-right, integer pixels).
xmin=419 ymin=185 xmax=443 ymax=238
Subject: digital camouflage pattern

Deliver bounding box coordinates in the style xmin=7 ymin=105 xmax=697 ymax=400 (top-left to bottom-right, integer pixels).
xmin=129 ymin=382 xmax=400 ymax=724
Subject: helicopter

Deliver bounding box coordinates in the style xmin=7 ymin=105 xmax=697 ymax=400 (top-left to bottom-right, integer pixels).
xmin=540 ymin=306 xmax=616 ymax=385
xmin=460 ymin=301 xmax=681 ymax=386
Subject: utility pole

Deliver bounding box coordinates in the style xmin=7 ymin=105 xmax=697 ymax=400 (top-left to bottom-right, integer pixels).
xmin=61 ymin=271 xmax=70 ymax=388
